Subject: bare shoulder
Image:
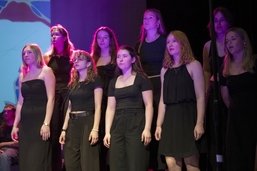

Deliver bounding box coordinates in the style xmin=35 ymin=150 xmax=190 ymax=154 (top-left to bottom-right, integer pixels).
xmin=42 ymin=66 xmax=53 ymax=72
xmin=187 ymin=60 xmax=203 ymax=74
xmin=203 ymin=40 xmax=211 ymax=50
xmin=160 ymin=67 xmax=167 ymax=75
xmin=41 ymin=66 xmax=54 ymax=78
xmin=189 ymin=60 xmax=202 ymax=68
xmin=43 ymin=54 xmax=51 ymax=64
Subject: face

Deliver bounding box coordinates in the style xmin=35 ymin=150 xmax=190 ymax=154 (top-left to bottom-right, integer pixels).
xmin=72 ymin=55 xmax=90 ymax=72
xmin=214 ymin=11 xmax=230 ymax=34
xmin=143 ymin=11 xmax=159 ymax=31
xmin=166 ymin=34 xmax=181 ymax=57
xmin=3 ymin=107 xmax=15 ymax=123
xmin=225 ymin=31 xmax=244 ymax=55
xmin=116 ymin=49 xmax=135 ymax=72
xmin=51 ymin=29 xmax=66 ymax=48
xmin=97 ymin=30 xmax=110 ymax=49
xmin=23 ymin=46 xmax=37 ymax=66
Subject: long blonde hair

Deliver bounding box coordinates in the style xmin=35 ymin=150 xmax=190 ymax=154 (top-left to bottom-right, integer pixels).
xmin=223 ymin=27 xmax=255 ymax=76
xmin=21 ymin=43 xmax=45 ymax=76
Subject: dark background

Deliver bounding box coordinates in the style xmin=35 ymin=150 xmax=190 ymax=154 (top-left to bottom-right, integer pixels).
xmin=147 ymin=0 xmax=257 ymax=62
xmin=51 ymin=0 xmax=257 ymax=63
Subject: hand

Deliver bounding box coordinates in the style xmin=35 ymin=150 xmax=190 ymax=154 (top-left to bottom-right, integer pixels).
xmin=89 ymin=130 xmax=99 ymax=145
xmin=59 ymin=131 xmax=66 ymax=144
xmin=141 ymin=129 xmax=151 ymax=146
xmin=40 ymin=125 xmax=50 ymax=141
xmin=11 ymin=127 xmax=19 ymax=142
xmin=155 ymin=126 xmax=162 ymax=141
xmin=194 ymin=123 xmax=204 ymax=140
xmin=103 ymin=133 xmax=111 ymax=148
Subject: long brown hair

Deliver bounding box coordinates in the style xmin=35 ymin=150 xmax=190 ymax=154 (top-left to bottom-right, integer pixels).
xmin=90 ymin=26 xmax=119 ymax=64
xmin=45 ymin=24 xmax=74 ymax=59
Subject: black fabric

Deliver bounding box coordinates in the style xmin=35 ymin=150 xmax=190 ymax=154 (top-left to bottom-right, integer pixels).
xmin=108 ymin=74 xmax=152 ymax=110
xmin=159 ymin=65 xmax=201 ymax=158
xmin=19 ymin=80 xmax=51 ymax=171
xmin=136 ymin=35 xmax=166 ymax=76
xmin=225 ymin=71 xmax=257 ymax=171
xmin=64 ymin=114 xmax=99 ymax=171
xmin=69 ymin=77 xmax=102 ymax=111
xmin=47 ymin=55 xmax=72 ymax=171
xmin=48 ymin=55 xmax=72 ymax=91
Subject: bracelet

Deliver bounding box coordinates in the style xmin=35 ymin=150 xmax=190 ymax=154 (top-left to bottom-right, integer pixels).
xmin=62 ymin=129 xmax=66 ymax=132
xmin=92 ymin=129 xmax=99 ymax=132
xmin=43 ymin=122 xmax=49 ymax=126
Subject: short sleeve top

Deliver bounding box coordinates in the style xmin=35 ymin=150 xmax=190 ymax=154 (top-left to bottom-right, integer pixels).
xmin=69 ymin=77 xmax=102 ymax=111
xmin=108 ymin=74 xmax=152 ymax=110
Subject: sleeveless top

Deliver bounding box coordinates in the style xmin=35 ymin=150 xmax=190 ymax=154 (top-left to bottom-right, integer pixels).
xmin=163 ymin=65 xmax=196 ymax=105
xmin=137 ymin=35 xmax=166 ymax=76
xmin=47 ymin=55 xmax=72 ymax=90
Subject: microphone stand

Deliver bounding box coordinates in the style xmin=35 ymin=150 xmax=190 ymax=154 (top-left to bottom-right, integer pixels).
xmin=208 ymin=1 xmax=223 ymax=170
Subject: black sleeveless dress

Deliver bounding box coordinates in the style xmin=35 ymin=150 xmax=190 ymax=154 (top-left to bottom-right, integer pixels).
xmin=159 ymin=65 xmax=199 ymax=158
xmin=19 ymin=79 xmax=51 ymax=171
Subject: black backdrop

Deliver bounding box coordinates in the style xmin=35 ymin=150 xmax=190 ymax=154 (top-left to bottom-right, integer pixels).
xmin=147 ymin=0 xmax=257 ymax=62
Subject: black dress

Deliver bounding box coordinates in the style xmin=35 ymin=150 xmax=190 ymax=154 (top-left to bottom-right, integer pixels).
xmin=136 ymin=35 xmax=166 ymax=169
xmin=223 ymin=71 xmax=257 ymax=171
xmin=19 ymin=79 xmax=51 ymax=171
xmin=47 ymin=55 xmax=72 ymax=171
xmin=159 ymin=65 xmax=199 ymax=157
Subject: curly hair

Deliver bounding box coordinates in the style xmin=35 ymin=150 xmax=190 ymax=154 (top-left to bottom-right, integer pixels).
xmin=69 ymin=50 xmax=97 ymax=89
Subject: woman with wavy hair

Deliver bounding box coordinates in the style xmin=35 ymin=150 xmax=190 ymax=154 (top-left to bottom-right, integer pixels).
xmin=59 ymin=50 xmax=102 ymax=171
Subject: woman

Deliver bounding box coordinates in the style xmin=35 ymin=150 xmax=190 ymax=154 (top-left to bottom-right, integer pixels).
xmin=59 ymin=50 xmax=103 ymax=171
xmin=44 ymin=24 xmax=74 ymax=171
xmin=221 ymin=27 xmax=257 ymax=171
xmin=11 ymin=43 xmax=55 ymax=171
xmin=90 ymin=26 xmax=119 ymax=171
xmin=155 ymin=31 xmax=205 ymax=171
xmin=202 ymin=7 xmax=234 ymax=170
xmin=135 ymin=8 xmax=166 ymax=169
xmin=103 ymin=45 xmax=153 ymax=171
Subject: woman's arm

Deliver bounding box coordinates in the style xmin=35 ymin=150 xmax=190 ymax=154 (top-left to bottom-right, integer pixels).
xmin=103 ymin=96 xmax=116 ymax=148
xmin=141 ymin=89 xmax=153 ymax=145
xmin=190 ymin=61 xmax=205 ymax=140
xmin=89 ymin=87 xmax=103 ymax=145
xmin=221 ymin=86 xmax=230 ymax=108
xmin=155 ymin=68 xmax=167 ymax=141
xmin=41 ymin=67 xmax=55 ymax=141
xmin=202 ymin=41 xmax=211 ymax=94
xmin=59 ymin=100 xmax=71 ymax=144
xmin=11 ymin=73 xmax=23 ymax=141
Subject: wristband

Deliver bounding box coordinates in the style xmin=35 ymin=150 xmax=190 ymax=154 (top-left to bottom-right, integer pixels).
xmin=43 ymin=122 xmax=49 ymax=126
